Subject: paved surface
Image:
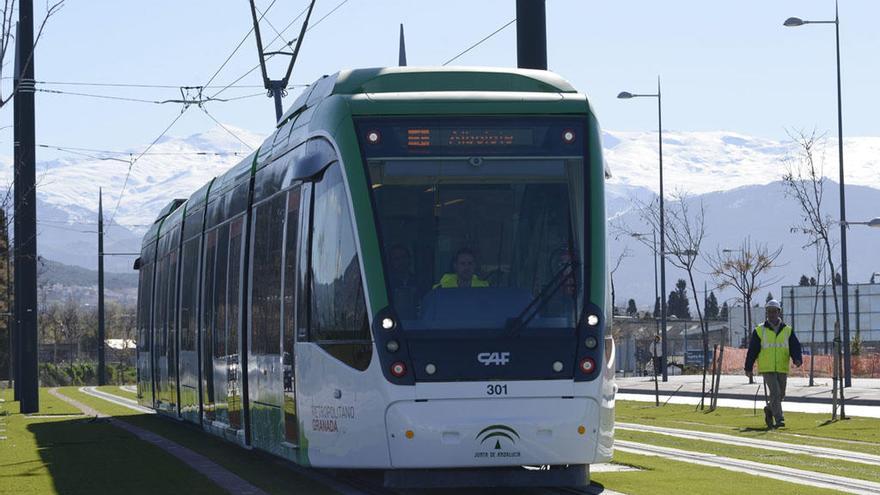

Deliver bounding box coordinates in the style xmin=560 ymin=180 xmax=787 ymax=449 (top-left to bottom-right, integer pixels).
xmin=616 ymin=422 xmax=880 ymax=466
xmin=616 ymin=439 xmax=880 ymax=495
xmin=49 ymin=388 xmax=269 ymax=495
xmin=617 ymin=375 xmax=880 ymax=417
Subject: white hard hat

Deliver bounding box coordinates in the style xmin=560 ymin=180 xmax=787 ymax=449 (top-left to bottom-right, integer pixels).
xmin=765 ymin=299 xmax=781 ymax=310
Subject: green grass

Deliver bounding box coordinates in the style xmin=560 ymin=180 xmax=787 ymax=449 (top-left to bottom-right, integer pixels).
xmin=0 ymin=389 xmax=217 ymax=495
xmin=616 ymin=400 xmax=880 ymax=456
xmin=95 ymin=385 xmax=137 ymax=400
xmin=594 ymin=450 xmax=842 ymax=495
xmin=58 ymin=387 xmax=337 ymax=495
xmin=617 ymin=429 xmax=880 ymax=484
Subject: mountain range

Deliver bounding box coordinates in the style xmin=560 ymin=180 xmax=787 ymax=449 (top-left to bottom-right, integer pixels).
xmin=2 ymin=125 xmax=877 ymax=307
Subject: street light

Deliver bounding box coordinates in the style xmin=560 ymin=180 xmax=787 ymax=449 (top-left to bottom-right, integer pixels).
xmin=784 ymin=0 xmax=853 ymax=387
xmin=844 ymin=217 xmax=880 ymax=228
xmin=618 ymin=76 xmax=668 ymax=381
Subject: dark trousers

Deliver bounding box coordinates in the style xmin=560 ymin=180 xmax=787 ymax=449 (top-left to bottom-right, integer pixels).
xmin=762 ymin=372 xmax=788 ymax=421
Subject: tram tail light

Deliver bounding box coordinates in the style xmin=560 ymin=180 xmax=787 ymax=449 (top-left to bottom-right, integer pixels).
xmin=579 ymin=357 xmax=596 ymax=374
xmin=390 ymin=361 xmax=407 ymax=377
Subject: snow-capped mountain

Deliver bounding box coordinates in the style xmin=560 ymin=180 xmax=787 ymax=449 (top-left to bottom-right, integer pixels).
xmin=1 ymin=125 xmax=877 ymax=303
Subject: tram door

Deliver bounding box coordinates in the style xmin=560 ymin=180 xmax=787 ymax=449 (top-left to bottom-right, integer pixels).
xmin=282 ymin=187 xmax=302 ymax=445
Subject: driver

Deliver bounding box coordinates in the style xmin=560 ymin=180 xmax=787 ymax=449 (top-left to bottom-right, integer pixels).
xmin=434 ymin=247 xmax=489 ymax=288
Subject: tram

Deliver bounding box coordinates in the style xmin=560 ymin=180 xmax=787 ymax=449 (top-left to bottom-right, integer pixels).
xmin=135 ymin=66 xmax=615 ymax=487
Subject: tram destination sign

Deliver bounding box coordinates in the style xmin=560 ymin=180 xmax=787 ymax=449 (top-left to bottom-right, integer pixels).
xmin=357 ymin=117 xmax=585 ymax=157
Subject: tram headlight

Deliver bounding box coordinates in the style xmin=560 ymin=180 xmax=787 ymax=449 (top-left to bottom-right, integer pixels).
xmin=425 ymin=363 xmax=437 ymax=375
xmin=562 ymin=129 xmax=576 ymax=144
xmin=552 ymin=361 xmax=564 ymax=372
xmin=386 ymin=340 xmax=399 ymax=353
xmin=586 ymin=314 xmax=600 ymax=327
xmin=381 ymin=317 xmax=395 ymax=330
xmin=579 ymin=357 xmax=596 ymax=374
xmin=584 ymin=336 xmax=598 ymax=349
xmin=390 ymin=361 xmax=407 ymax=377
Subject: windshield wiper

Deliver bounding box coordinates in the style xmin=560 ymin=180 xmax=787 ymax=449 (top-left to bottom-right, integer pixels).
xmin=505 ymin=260 xmax=578 ymax=335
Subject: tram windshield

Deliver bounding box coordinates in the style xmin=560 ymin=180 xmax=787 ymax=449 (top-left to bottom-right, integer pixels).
xmin=359 ymin=118 xmax=587 ymax=331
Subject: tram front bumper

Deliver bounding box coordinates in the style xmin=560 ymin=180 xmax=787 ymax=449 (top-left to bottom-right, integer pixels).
xmin=385 ymin=397 xmax=600 ymax=468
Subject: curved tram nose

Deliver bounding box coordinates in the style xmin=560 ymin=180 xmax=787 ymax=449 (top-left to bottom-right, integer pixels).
xmin=386 ymin=397 xmax=600 ymax=468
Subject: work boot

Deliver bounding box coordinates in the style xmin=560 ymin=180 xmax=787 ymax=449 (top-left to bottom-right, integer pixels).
xmin=763 ymin=406 xmax=774 ymax=429
xmin=776 ymin=418 xmax=785 ymax=428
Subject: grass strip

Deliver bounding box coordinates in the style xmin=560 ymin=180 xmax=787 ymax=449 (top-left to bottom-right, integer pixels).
xmin=594 ymin=450 xmax=842 ymax=495
xmin=95 ymin=385 xmax=138 ymax=400
xmin=616 ymin=400 xmax=880 ymax=456
xmin=616 ymin=428 xmax=880 ymax=485
xmin=60 ymin=387 xmax=337 ymax=495
xmin=0 ymin=389 xmax=218 ymax=495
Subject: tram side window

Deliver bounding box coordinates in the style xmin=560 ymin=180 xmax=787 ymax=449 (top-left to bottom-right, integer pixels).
xmin=179 ymin=239 xmax=199 ymax=351
xmin=309 ymin=162 xmax=371 ymax=371
xmin=251 ymin=195 xmax=285 ymax=355
xmin=213 ymin=223 xmax=230 ymax=359
xmin=137 ymin=262 xmax=154 ymax=353
xmin=283 ymin=188 xmax=300 ymax=352
xmin=228 ymin=218 xmax=244 ymax=359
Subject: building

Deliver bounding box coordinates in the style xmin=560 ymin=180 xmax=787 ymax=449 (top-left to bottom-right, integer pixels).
xmin=779 ymin=282 xmax=880 ymax=353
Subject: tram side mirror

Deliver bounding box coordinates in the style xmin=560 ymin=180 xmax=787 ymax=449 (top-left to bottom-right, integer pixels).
xmin=133 ymin=257 xmax=141 ymax=271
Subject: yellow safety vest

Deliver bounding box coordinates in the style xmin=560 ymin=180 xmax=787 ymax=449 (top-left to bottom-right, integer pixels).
xmin=433 ymin=273 xmax=489 ymax=289
xmin=756 ymin=324 xmax=792 ymax=374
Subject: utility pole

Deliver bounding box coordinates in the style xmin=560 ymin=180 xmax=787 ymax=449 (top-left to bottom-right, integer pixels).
xmin=516 ymin=0 xmax=547 ymax=70
xmin=249 ymin=0 xmax=316 ymax=121
xmin=14 ymin=0 xmax=39 ymax=413
xmin=97 ymin=189 xmax=105 ymax=385
xmin=11 ymin=22 xmax=20 ymax=402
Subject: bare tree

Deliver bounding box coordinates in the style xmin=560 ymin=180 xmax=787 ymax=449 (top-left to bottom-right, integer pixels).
xmin=0 ymin=0 xmax=65 ymax=108
xmin=807 ymin=242 xmax=829 ymax=386
xmin=609 ymin=247 xmax=631 ymax=315
xmin=706 ymin=238 xmax=784 ymax=334
xmin=781 ymin=129 xmax=845 ymax=419
xmin=616 ymin=192 xmax=711 ymax=406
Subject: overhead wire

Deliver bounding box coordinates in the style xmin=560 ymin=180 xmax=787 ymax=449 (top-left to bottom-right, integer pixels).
xmin=202 ymin=0 xmax=280 ymax=89
xmin=199 ymin=106 xmax=255 ymax=150
xmin=33 ymin=80 xmax=267 ymax=89
xmin=106 ymin=108 xmax=191 ymax=229
xmin=35 ymin=87 xmax=263 ymax=105
xmin=442 ymin=18 xmax=516 ymax=66
xmin=38 ymin=143 xmax=248 ymax=157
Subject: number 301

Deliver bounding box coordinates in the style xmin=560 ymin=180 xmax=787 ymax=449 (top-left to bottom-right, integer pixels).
xmin=486 ymin=384 xmax=508 ymax=395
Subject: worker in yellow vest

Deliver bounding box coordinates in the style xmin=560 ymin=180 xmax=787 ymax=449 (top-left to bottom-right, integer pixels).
xmin=433 ymin=247 xmax=489 ymax=289
xmin=744 ymin=299 xmax=802 ymax=428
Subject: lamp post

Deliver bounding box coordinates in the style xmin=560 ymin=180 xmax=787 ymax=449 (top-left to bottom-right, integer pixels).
xmin=784 ymin=1 xmax=853 ymax=386
xmin=619 ymin=77 xmax=668 ymax=381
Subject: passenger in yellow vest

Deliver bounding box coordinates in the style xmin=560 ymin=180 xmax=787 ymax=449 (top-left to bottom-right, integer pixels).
xmin=744 ymin=299 xmax=803 ymax=428
xmin=433 ymin=248 xmax=489 ymax=289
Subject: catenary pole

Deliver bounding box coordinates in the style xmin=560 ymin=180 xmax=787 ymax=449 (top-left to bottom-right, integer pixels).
xmin=832 ymin=1 xmax=852 ymax=387
xmin=97 ymin=189 xmax=105 ymax=385
xmin=515 ymin=0 xmax=547 ymax=70
xmin=658 ymin=77 xmax=668 ymax=381
xmin=11 ymin=22 xmax=20 ymax=401
xmin=14 ymin=0 xmax=39 ymax=413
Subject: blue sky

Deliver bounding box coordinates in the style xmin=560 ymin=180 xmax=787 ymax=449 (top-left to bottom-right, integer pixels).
xmin=4 ymin=0 xmax=880 ymax=159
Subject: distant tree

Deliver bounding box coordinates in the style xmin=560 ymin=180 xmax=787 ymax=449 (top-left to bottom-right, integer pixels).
xmin=674 ymin=279 xmax=691 ymax=319
xmin=809 ymin=276 xmax=817 ymax=286
xmin=799 ymin=275 xmax=810 ymax=286
xmin=705 ymin=291 xmax=719 ymax=319
xmin=626 ymin=299 xmax=638 ymax=317
xmin=834 ymin=272 xmax=842 ymax=286
xmin=609 ymin=248 xmax=631 ymax=316
xmin=766 ymin=292 xmax=775 ymax=303
xmin=667 ymin=291 xmax=680 ymax=319
xmin=719 ymin=301 xmax=729 ymax=320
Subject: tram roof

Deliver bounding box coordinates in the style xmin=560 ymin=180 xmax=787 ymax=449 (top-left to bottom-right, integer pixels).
xmin=277 ymin=67 xmax=583 ymax=125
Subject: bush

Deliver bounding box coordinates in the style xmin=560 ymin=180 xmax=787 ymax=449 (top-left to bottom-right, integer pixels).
xmin=39 ymin=361 xmax=136 ymax=386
